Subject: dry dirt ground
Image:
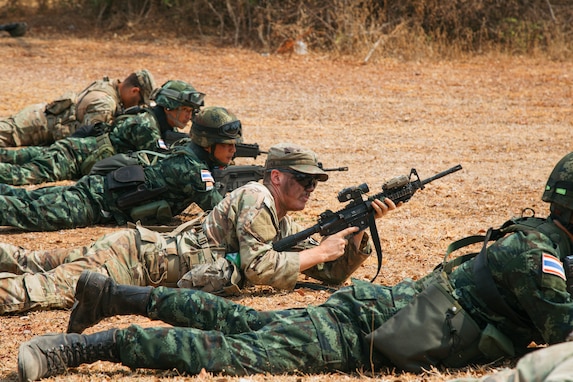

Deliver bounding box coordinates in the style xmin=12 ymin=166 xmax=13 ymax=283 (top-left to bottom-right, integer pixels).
xmin=0 ymin=31 xmax=572 ymax=382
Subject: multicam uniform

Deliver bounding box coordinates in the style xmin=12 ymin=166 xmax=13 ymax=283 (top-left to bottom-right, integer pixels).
xmin=0 ymin=77 xmax=123 ymax=147
xmin=0 ymin=141 xmax=223 ymax=232
xmin=96 ymin=216 xmax=573 ymax=375
xmin=0 ymin=181 xmax=371 ymax=314
xmin=451 ymin=341 xmax=573 ymax=382
xmin=0 ymin=106 xmax=175 ymax=185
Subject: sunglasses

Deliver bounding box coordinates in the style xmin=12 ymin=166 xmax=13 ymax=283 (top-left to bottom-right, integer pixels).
xmin=277 ymin=169 xmax=319 ymax=190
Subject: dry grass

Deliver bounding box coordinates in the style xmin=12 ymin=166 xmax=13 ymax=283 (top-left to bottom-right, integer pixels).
xmin=0 ymin=31 xmax=571 ymax=382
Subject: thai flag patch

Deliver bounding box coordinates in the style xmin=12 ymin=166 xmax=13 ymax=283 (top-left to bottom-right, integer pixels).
xmin=201 ymin=170 xmax=214 ymax=191
xmin=201 ymin=170 xmax=214 ymax=183
xmin=157 ymin=139 xmax=168 ymax=150
xmin=542 ymin=253 xmax=566 ymax=280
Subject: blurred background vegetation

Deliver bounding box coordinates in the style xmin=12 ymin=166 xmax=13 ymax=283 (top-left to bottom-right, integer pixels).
xmin=1 ymin=0 xmax=572 ymax=60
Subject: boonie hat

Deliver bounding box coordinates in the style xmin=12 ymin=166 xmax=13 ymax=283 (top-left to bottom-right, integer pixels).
xmin=135 ymin=69 xmax=157 ymax=105
xmin=265 ymin=143 xmax=328 ymax=181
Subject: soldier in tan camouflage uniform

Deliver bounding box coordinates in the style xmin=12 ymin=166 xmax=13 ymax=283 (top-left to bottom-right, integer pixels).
xmin=0 ymin=69 xmax=156 ymax=147
xmin=0 ymin=142 xmax=394 ymax=315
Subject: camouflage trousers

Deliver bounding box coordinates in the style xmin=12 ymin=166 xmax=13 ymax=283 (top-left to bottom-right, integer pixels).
xmin=0 ymin=229 xmax=167 ymax=314
xmin=0 ymin=137 xmax=97 ymax=185
xmin=0 ymin=175 xmax=113 ymax=231
xmin=0 ymin=102 xmax=78 ymax=147
xmin=114 ymin=281 xmax=405 ymax=376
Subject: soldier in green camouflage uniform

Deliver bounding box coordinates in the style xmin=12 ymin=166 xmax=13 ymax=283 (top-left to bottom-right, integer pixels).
xmin=0 ymin=80 xmax=204 ymax=185
xmin=0 ymin=106 xmax=243 ymax=232
xmin=16 ymin=151 xmax=573 ymax=381
xmin=0 ymin=142 xmax=392 ymax=315
xmin=0 ymin=69 xmax=155 ymax=147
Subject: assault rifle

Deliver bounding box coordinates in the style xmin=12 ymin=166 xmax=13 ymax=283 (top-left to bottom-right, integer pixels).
xmin=213 ymin=162 xmax=349 ymax=196
xmin=233 ymin=143 xmax=267 ymax=159
xmin=0 ymin=22 xmax=27 ymax=37
xmin=273 ymin=164 xmax=463 ymax=282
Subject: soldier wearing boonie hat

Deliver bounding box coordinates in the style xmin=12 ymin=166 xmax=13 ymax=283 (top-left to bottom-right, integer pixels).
xmin=264 ymin=143 xmax=329 ymax=181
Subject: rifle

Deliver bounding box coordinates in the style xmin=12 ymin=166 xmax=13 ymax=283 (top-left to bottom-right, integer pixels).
xmin=273 ymin=164 xmax=463 ymax=282
xmin=0 ymin=22 xmax=27 ymax=37
xmin=213 ymin=162 xmax=350 ymax=196
xmin=233 ymin=143 xmax=267 ymax=159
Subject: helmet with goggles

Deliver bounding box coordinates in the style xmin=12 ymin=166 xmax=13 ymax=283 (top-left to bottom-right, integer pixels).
xmin=191 ymin=106 xmax=243 ymax=147
xmin=151 ymin=80 xmax=205 ymax=110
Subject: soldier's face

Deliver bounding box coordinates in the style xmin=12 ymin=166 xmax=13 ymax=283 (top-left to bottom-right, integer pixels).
xmin=211 ymin=143 xmax=236 ymax=165
xmin=165 ymin=106 xmax=194 ymax=128
xmin=277 ymin=171 xmax=313 ymax=212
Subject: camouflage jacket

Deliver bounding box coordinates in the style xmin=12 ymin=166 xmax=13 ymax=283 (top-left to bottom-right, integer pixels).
xmin=201 ymin=181 xmax=373 ymax=290
xmin=75 ymin=77 xmax=123 ymax=126
xmin=448 ymin=217 xmax=573 ymax=352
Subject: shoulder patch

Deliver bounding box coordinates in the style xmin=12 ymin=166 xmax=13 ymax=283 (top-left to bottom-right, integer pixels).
xmin=201 ymin=169 xmax=214 ymax=190
xmin=542 ymin=253 xmax=566 ymax=280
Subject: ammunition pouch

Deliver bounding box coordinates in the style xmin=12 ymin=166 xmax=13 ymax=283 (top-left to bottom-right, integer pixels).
xmin=45 ymin=91 xmax=77 ymax=115
xmin=177 ymin=257 xmax=242 ymax=296
xmin=80 ymin=134 xmax=116 ymax=175
xmin=366 ymin=272 xmax=483 ymax=372
xmin=89 ymin=153 xmax=140 ymax=176
xmin=44 ymin=90 xmax=80 ymax=140
xmin=106 ymin=165 xmax=146 ymax=192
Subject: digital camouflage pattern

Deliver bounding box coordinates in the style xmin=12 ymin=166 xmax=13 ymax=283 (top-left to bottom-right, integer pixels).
xmin=191 ymin=106 xmax=243 ymax=147
xmin=0 ymin=73 xmax=152 ymax=147
xmin=0 ymin=107 xmax=168 ymax=185
xmin=0 ymin=141 xmax=223 ymax=231
xmin=542 ymin=151 xmax=573 ymax=209
xmin=152 ymin=80 xmax=205 ymax=110
xmin=78 ymin=216 xmax=573 ymax=376
xmin=451 ymin=341 xmax=573 ymax=382
xmin=203 ymin=181 xmax=372 ymax=290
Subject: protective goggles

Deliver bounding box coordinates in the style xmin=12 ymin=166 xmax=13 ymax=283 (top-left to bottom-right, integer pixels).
xmin=193 ymin=120 xmax=242 ymax=139
xmin=274 ymin=168 xmax=319 ymax=190
xmin=155 ymin=88 xmax=206 ymax=108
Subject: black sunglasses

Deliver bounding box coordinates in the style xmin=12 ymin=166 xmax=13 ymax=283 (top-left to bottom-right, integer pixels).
xmin=277 ymin=169 xmax=319 ymax=190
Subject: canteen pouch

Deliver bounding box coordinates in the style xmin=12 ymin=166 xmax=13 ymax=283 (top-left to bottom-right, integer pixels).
xmin=478 ymin=323 xmax=515 ymax=359
xmin=106 ymin=165 xmax=146 ymax=191
xmin=365 ymin=276 xmax=482 ymax=372
xmin=129 ymin=200 xmax=172 ymax=224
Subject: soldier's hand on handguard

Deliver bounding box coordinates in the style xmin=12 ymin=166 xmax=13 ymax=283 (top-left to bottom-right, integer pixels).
xmin=372 ymin=197 xmax=397 ymax=220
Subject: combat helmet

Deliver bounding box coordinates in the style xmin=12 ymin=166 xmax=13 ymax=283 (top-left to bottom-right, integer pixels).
xmin=542 ymin=151 xmax=573 ymax=228
xmin=191 ymin=106 xmax=243 ymax=148
xmin=152 ymin=80 xmax=205 ymax=111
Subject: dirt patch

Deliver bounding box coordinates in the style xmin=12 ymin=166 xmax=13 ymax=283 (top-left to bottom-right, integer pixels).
xmin=0 ymin=33 xmax=572 ymax=382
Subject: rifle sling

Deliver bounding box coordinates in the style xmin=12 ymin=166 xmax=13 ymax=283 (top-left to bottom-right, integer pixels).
xmin=368 ymin=212 xmax=384 ymax=282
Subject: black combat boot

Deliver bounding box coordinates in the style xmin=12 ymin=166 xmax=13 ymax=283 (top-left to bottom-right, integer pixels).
xmin=18 ymin=329 xmax=118 ymax=382
xmin=67 ymin=271 xmax=152 ymax=334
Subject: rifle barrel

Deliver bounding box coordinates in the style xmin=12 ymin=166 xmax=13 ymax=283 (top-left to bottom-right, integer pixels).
xmin=421 ymin=164 xmax=462 ymax=186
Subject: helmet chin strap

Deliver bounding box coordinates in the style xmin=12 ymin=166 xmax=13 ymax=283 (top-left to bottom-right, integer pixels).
xmin=550 ymin=203 xmax=573 ymax=233
xmin=166 ymin=109 xmax=188 ymax=129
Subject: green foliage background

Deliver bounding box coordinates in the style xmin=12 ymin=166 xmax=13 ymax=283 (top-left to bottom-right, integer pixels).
xmin=2 ymin=0 xmax=573 ymax=59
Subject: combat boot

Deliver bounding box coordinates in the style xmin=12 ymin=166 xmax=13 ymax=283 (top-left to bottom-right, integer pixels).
xmin=18 ymin=329 xmax=118 ymax=382
xmin=67 ymin=270 xmax=152 ymax=334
